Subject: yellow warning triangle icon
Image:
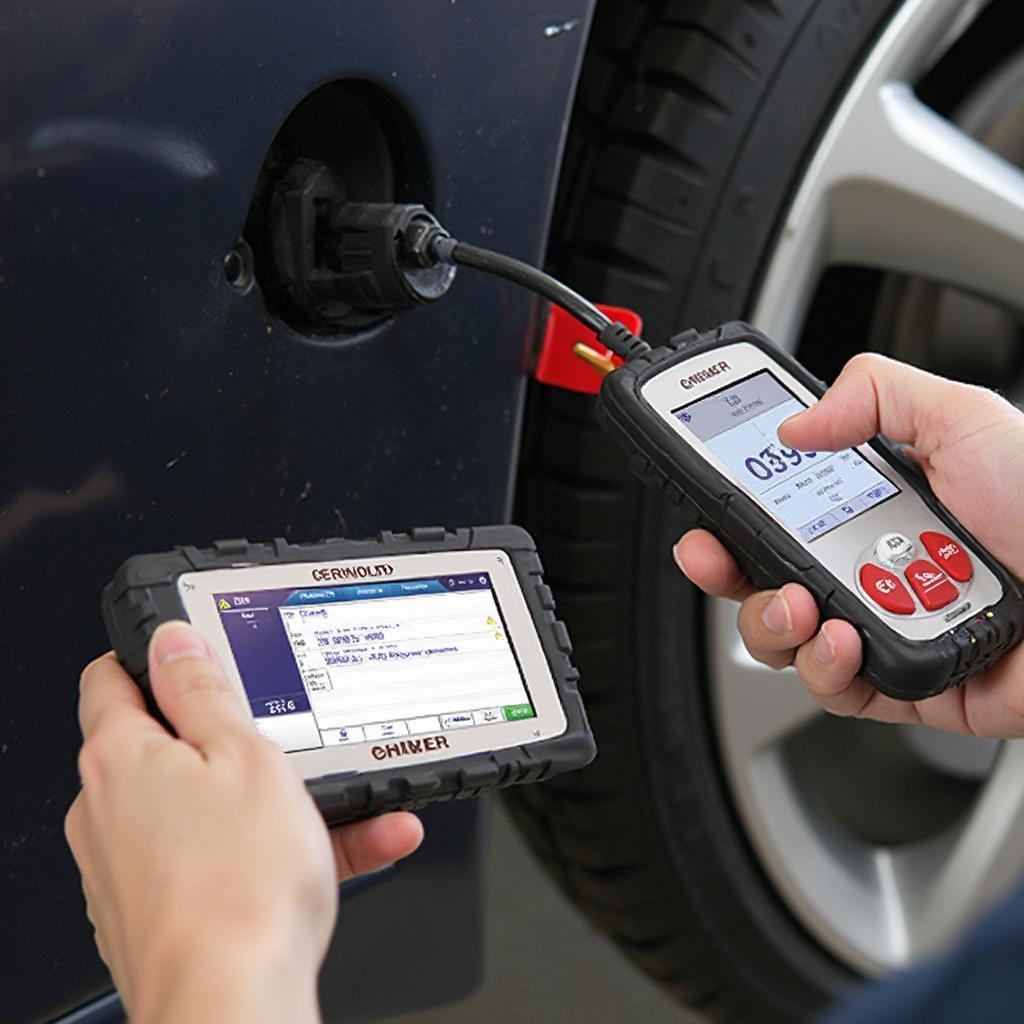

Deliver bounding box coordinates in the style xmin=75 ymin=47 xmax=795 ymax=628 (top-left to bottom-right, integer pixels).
xmin=486 ymin=616 xmax=496 ymax=626
xmin=218 ymin=598 xmax=231 ymax=611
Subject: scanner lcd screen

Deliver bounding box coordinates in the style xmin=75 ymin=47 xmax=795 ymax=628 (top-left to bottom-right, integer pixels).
xmin=213 ymin=572 xmax=536 ymax=753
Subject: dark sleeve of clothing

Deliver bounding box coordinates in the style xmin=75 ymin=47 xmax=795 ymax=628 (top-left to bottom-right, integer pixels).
xmin=820 ymin=882 xmax=1024 ymax=1024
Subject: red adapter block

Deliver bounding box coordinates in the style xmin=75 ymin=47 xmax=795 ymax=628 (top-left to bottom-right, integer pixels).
xmin=534 ymin=304 xmax=644 ymax=395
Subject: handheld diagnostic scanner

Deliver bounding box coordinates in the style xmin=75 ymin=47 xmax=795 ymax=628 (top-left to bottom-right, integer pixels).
xmin=594 ymin=322 xmax=1024 ymax=701
xmin=102 ymin=528 xmax=594 ymax=822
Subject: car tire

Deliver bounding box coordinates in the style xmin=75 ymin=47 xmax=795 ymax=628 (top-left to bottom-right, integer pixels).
xmin=508 ymin=1 xmax=1024 ymax=1020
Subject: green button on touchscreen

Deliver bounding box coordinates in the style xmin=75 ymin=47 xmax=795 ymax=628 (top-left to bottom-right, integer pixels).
xmin=503 ymin=703 xmax=535 ymax=721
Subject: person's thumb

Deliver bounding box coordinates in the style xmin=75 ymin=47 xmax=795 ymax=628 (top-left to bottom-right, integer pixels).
xmin=148 ymin=621 xmax=253 ymax=752
xmin=777 ymin=352 xmax=982 ymax=456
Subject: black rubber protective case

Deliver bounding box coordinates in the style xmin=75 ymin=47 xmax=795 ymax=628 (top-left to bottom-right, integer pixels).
xmin=101 ymin=525 xmax=595 ymax=823
xmin=596 ymin=321 xmax=1024 ymax=701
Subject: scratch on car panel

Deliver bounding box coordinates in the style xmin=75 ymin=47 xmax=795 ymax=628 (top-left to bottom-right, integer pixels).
xmin=0 ymin=466 xmax=126 ymax=555
xmin=29 ymin=119 xmax=217 ymax=179
xmin=543 ymin=18 xmax=579 ymax=38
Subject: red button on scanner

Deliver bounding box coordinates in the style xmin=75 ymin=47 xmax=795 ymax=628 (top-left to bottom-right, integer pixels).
xmin=904 ymin=559 xmax=959 ymax=611
xmin=920 ymin=531 xmax=973 ymax=583
xmin=859 ymin=563 xmax=916 ymax=615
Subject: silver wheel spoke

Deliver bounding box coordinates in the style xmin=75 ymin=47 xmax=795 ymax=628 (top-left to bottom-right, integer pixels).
xmin=753 ymin=0 xmax=1024 ymax=346
xmin=826 ymin=84 xmax=1024 ymax=313
xmin=892 ymin=743 xmax=1024 ymax=954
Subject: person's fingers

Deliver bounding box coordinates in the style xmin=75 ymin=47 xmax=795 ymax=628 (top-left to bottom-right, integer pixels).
xmin=329 ymin=813 xmax=425 ymax=883
xmin=777 ymin=352 xmax=999 ymax=456
xmin=790 ymin=619 xmax=877 ymax=716
xmin=791 ymin=620 xmax=927 ymax=727
xmin=147 ymin=621 xmax=252 ymax=752
xmin=735 ymin=584 xmax=820 ymax=670
xmin=78 ymin=652 xmax=165 ymax=743
xmin=673 ymin=530 xmax=755 ymax=602
xmin=954 ymin=650 xmax=1024 ymax=739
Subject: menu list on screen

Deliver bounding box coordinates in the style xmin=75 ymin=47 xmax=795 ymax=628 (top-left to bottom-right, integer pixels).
xmin=214 ymin=573 xmax=536 ymax=753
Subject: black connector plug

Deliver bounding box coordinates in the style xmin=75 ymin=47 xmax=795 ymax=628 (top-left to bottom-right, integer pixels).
xmin=319 ymin=202 xmax=457 ymax=311
xmin=251 ymin=158 xmax=458 ymax=332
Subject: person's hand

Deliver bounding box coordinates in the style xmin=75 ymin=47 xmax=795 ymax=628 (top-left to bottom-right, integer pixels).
xmin=675 ymin=353 xmax=1024 ymax=739
xmin=65 ymin=622 xmax=424 ymax=1024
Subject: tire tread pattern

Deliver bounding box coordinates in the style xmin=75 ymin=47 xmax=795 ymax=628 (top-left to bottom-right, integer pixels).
xmin=507 ymin=0 xmax=899 ymax=1020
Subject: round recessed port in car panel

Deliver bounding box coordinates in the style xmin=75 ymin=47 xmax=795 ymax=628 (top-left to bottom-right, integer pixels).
xmin=242 ymin=80 xmax=433 ymax=337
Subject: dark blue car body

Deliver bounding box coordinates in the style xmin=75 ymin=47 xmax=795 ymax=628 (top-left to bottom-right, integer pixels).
xmin=0 ymin=3 xmax=594 ymax=1019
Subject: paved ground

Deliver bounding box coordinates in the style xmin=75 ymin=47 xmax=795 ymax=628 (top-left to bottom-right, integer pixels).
xmin=388 ymin=801 xmax=702 ymax=1024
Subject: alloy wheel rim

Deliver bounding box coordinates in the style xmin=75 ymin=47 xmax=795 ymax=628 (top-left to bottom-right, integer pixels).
xmin=709 ymin=0 xmax=1024 ymax=975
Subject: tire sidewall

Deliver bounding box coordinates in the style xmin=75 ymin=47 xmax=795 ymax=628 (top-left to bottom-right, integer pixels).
xmin=548 ymin=0 xmax=915 ymax=1016
xmin=626 ymin=0 xmax=906 ymax=1011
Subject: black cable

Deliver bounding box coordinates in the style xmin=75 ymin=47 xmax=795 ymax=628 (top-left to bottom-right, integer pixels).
xmin=426 ymin=235 xmax=651 ymax=362
xmin=442 ymin=240 xmax=612 ymax=335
